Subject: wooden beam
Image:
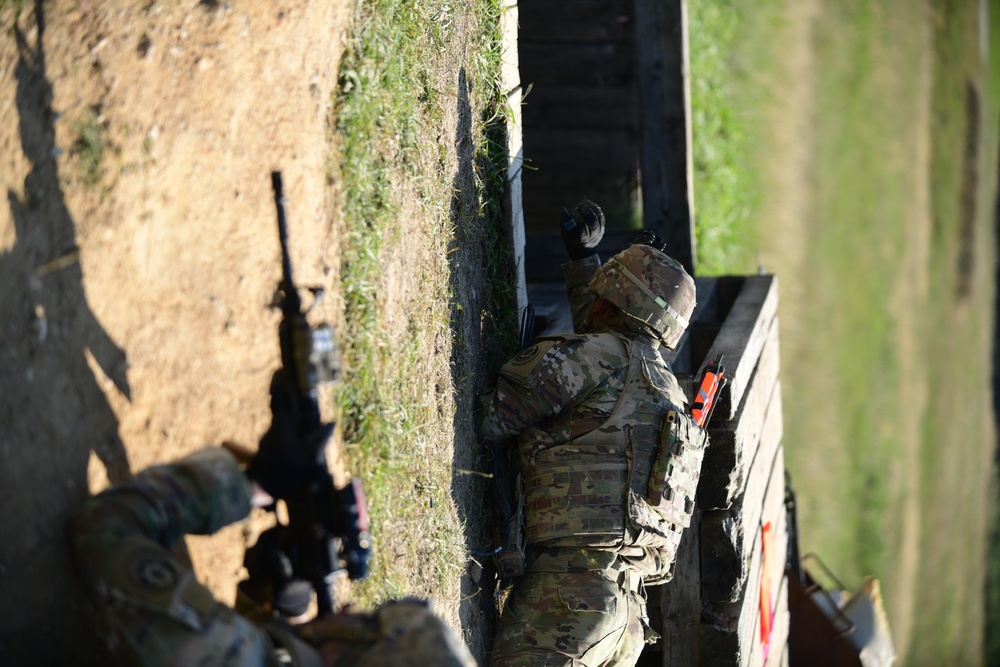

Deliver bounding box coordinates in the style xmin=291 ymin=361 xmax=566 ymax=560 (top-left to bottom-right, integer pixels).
xmin=700 ymin=393 xmax=784 ymax=603
xmin=522 ymin=128 xmax=639 ymax=173
xmin=519 ymin=42 xmax=636 ymax=86
xmin=699 ymin=316 xmax=781 ymax=510
xmin=522 ymin=85 xmax=639 ymax=129
xmin=634 ymin=0 xmax=695 ymax=275
xmin=524 ymin=230 xmax=643 ymax=282
xmin=697 ymin=275 xmax=779 ymax=422
xmin=660 ymin=508 xmax=703 ymax=666
xmin=701 ymin=445 xmax=788 ymax=666
xmin=765 ymin=575 xmax=791 ymax=667
xmin=519 ymin=0 xmax=633 ymax=42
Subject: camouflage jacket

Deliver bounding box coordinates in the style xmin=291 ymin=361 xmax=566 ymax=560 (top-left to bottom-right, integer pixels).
xmin=67 ymin=447 xmax=322 ymax=666
xmin=476 ymin=257 xmax=703 ymax=583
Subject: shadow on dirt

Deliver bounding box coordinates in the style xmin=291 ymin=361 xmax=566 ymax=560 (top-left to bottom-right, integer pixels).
xmin=0 ymin=4 xmax=129 ymax=664
xmin=444 ymin=65 xmax=517 ymax=664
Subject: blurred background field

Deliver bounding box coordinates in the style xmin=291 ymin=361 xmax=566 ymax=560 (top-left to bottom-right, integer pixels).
xmin=689 ymin=0 xmax=999 ymax=664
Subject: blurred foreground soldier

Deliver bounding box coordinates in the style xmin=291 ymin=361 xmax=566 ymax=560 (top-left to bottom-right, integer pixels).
xmin=477 ymin=200 xmax=709 ymax=666
xmin=67 ymin=381 xmax=475 ymax=667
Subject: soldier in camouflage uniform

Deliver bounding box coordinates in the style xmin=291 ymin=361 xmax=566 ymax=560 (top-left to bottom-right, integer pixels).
xmin=477 ymin=201 xmax=709 ymax=667
xmin=67 ymin=385 xmax=476 ymax=667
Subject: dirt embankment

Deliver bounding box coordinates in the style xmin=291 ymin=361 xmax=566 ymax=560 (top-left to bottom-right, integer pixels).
xmin=0 ymin=2 xmax=348 ymax=662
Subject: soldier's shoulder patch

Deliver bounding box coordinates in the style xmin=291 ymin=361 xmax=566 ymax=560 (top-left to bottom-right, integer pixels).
xmin=502 ymin=339 xmax=557 ymax=379
xmin=129 ymin=549 xmax=179 ymax=590
xmin=105 ymin=536 xmax=184 ymax=603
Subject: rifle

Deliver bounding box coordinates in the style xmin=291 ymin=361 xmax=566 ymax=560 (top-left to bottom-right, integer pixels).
xmin=691 ymin=353 xmax=727 ymax=428
xmin=239 ymin=172 xmax=371 ymax=618
xmin=490 ymin=303 xmax=535 ymax=580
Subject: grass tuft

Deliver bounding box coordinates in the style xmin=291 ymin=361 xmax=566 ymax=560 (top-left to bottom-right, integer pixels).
xmin=71 ymin=108 xmax=105 ymax=188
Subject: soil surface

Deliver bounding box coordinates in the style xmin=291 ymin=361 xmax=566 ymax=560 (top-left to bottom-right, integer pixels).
xmin=0 ymin=2 xmax=352 ymax=662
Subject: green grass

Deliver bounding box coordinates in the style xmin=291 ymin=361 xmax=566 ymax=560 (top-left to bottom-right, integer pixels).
xmin=693 ymin=0 xmax=995 ymax=664
xmin=331 ymin=0 xmax=513 ymax=611
xmin=688 ymin=0 xmax=764 ymax=275
xmin=71 ymin=108 xmax=105 ymax=188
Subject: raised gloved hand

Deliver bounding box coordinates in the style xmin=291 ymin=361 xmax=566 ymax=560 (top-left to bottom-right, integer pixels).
xmin=560 ymin=199 xmax=605 ymax=260
xmin=247 ymin=371 xmax=334 ymax=500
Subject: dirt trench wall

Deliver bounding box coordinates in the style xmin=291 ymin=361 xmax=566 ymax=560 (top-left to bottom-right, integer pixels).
xmin=0 ymin=1 xmax=348 ymax=662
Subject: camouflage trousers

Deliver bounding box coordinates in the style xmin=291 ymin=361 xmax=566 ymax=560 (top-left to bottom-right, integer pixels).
xmin=488 ymin=568 xmax=652 ymax=667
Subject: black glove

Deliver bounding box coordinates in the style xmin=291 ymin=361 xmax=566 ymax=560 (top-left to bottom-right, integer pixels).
xmin=560 ymin=199 xmax=605 ymax=260
xmin=247 ymin=371 xmax=334 ymax=500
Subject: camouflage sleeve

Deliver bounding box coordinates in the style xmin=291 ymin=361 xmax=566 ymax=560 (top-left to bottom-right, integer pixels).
xmin=66 ymin=448 xmax=277 ymax=666
xmin=476 ymin=334 xmax=627 ymax=441
xmin=561 ymin=254 xmax=602 ymax=332
xmin=68 ymin=447 xmax=253 ymax=567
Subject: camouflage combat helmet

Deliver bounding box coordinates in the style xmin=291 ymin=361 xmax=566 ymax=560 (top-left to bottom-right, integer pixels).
xmin=588 ymin=242 xmax=696 ymax=349
xmin=297 ymin=599 xmax=476 ymax=667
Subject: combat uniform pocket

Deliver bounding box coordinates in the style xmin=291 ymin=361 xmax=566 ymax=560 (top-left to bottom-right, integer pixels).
xmin=556 ymin=571 xmax=620 ymax=615
xmin=647 ymin=410 xmax=707 ymax=521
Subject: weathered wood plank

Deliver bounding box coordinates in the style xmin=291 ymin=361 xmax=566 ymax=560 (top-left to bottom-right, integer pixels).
xmin=520 ymin=42 xmax=635 ymax=86
xmin=634 ymin=0 xmax=695 ymax=274
xmin=660 ymin=508 xmax=702 ymax=666
xmin=698 ymin=275 xmax=779 ymax=421
xmin=701 ymin=446 xmax=788 ymax=666
xmin=524 ymin=230 xmax=646 ymax=282
xmin=522 ymin=85 xmax=638 ymax=129
xmin=765 ymin=575 xmax=791 ymax=667
xmin=523 ymin=129 xmax=638 ymax=173
xmin=522 ymin=179 xmax=640 ymax=230
xmin=701 ymin=402 xmax=784 ymax=603
xmin=500 ymin=1 xmax=520 ymax=96
xmin=519 ymin=0 xmax=633 ymax=42
xmin=699 ymin=317 xmax=781 ymax=509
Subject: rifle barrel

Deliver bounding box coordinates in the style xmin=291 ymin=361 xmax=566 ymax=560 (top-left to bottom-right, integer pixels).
xmin=271 ymin=171 xmax=300 ymax=311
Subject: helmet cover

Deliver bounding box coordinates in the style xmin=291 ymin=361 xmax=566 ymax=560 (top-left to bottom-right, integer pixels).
xmin=588 ymin=244 xmax=696 ymax=348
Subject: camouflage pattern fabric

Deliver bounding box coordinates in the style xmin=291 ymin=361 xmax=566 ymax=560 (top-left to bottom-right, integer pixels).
xmin=67 ymin=447 xmax=285 ymax=666
xmin=562 ymin=253 xmax=603 ymax=330
xmin=477 ymin=255 xmax=704 ymax=666
xmin=588 ymin=244 xmax=696 ymax=349
xmin=488 ymin=568 xmax=649 ymax=667
xmin=67 ymin=448 xmax=476 ymax=667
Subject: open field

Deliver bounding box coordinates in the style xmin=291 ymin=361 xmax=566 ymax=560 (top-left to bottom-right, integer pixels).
xmin=690 ymin=0 xmax=998 ymax=664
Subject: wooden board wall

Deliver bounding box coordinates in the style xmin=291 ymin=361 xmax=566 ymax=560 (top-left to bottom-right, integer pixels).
xmin=518 ymin=0 xmax=642 ymax=262
xmin=654 ymin=274 xmax=789 ymax=666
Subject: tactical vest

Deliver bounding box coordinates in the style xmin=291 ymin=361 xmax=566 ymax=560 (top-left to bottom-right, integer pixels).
xmin=519 ymin=333 xmax=707 ymax=572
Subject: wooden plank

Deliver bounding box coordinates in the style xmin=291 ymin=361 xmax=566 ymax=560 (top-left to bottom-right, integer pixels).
xmin=701 ymin=446 xmax=788 ymax=666
xmin=634 ymin=0 xmax=695 ymax=275
xmin=523 ymin=129 xmax=638 ymax=173
xmin=519 ymin=0 xmax=633 ymax=42
xmin=699 ymin=317 xmax=781 ymax=509
xmin=500 ymin=1 xmax=520 ymax=95
xmin=522 ymin=177 xmax=640 ymax=227
xmin=505 ymin=153 xmax=527 ymax=314
xmin=522 ymin=176 xmax=639 ymax=226
xmin=523 ymin=85 xmax=638 ymax=129
xmin=701 ymin=405 xmax=784 ymax=603
xmin=520 ymin=42 xmax=635 ymax=87
xmin=765 ymin=575 xmax=791 ymax=667
xmin=506 ymin=86 xmax=525 ymax=182
xmin=524 ymin=230 xmax=644 ymax=282
xmin=698 ymin=275 xmax=778 ymax=422
xmin=660 ymin=508 xmax=702 ymax=666
xmin=746 ymin=570 xmax=790 ymax=667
